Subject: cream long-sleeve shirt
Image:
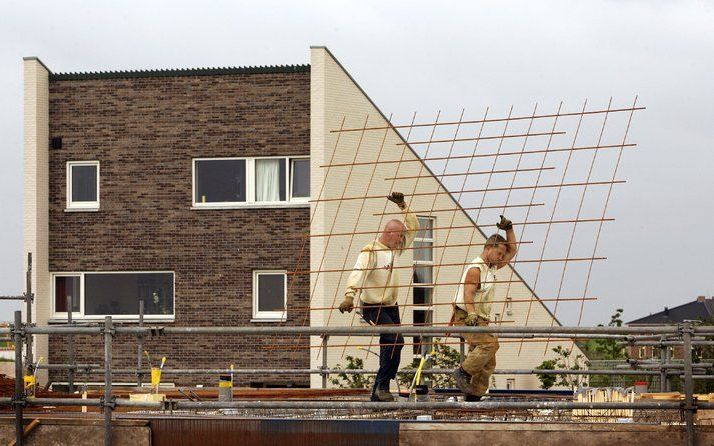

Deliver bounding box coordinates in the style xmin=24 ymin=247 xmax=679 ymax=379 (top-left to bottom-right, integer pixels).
xmin=344 ymin=208 xmax=419 ymax=305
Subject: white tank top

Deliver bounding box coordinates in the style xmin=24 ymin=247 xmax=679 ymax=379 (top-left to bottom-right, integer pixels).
xmin=452 ymin=256 xmax=497 ymax=319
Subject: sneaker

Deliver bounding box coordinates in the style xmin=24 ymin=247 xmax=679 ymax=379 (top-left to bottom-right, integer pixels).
xmin=452 ymin=367 xmax=473 ymax=394
xmin=371 ymin=388 xmax=395 ymax=402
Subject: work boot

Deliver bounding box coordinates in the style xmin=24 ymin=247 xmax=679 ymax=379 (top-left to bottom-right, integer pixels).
xmin=452 ymin=367 xmax=473 ymax=394
xmin=464 ymin=394 xmax=482 ymax=402
xmin=371 ymin=388 xmax=395 ymax=402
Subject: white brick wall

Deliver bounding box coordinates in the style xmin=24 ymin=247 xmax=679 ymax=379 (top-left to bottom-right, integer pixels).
xmin=309 ymin=47 xmax=584 ymax=390
xmin=23 ymin=57 xmax=50 ymax=383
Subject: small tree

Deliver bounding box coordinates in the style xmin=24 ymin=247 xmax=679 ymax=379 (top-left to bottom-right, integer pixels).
xmin=329 ymin=355 xmax=374 ymax=389
xmin=535 ymin=359 xmax=557 ymax=389
xmin=536 ymin=345 xmax=589 ymax=389
xmin=581 ymin=309 xmax=628 ymax=361
xmin=580 ymin=309 xmax=629 ymax=387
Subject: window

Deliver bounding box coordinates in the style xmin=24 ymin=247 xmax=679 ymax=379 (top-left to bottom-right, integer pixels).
xmin=506 ymin=378 xmax=516 ymax=390
xmin=255 ymin=159 xmax=286 ymax=202
xmin=253 ymin=271 xmax=287 ymax=321
xmin=193 ymin=157 xmax=309 ymax=207
xmin=413 ymin=216 xmax=435 ymax=354
xmin=51 ymin=272 xmax=174 ymax=320
xmin=67 ymin=161 xmax=99 ymax=210
xmin=194 ymin=159 xmax=247 ymax=204
xmin=290 ymin=158 xmax=310 ymax=200
xmin=505 ymin=297 xmax=513 ymax=316
xmin=54 ymin=275 xmax=80 ymax=313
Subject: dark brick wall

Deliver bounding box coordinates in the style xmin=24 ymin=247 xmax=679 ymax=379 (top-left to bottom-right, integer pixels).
xmin=47 ymin=71 xmax=311 ymax=386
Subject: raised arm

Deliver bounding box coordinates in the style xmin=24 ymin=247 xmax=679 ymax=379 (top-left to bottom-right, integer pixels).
xmin=496 ymin=215 xmax=517 ymax=270
xmin=387 ymin=192 xmax=419 ymax=252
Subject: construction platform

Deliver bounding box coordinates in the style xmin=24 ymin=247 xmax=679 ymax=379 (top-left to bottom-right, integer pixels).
xmin=1 ymin=413 xmax=713 ymax=446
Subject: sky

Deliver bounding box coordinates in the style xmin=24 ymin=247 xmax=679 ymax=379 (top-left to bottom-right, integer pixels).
xmin=0 ymin=0 xmax=712 ymax=326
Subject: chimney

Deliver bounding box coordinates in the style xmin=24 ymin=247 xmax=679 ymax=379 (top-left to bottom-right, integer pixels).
xmin=698 ymin=296 xmax=706 ymax=302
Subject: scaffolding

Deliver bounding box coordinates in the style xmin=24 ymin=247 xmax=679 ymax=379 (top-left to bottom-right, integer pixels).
xmin=3 ymin=311 xmax=714 ymax=446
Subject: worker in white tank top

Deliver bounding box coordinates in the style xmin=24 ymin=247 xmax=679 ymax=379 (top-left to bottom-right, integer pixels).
xmin=453 ymin=256 xmax=498 ymax=321
xmin=452 ymin=215 xmax=518 ymax=400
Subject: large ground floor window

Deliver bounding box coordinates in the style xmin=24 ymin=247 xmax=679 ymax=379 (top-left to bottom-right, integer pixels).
xmin=51 ymin=271 xmax=174 ymax=320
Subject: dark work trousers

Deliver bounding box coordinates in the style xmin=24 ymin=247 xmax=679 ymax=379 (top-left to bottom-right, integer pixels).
xmin=360 ymin=303 xmax=404 ymax=394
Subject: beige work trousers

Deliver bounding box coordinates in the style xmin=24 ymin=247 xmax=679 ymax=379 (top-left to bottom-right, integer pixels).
xmin=453 ymin=307 xmax=500 ymax=395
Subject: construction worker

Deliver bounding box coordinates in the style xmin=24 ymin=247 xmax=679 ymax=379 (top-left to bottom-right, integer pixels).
xmin=338 ymin=191 xmax=419 ymax=402
xmin=452 ymin=215 xmax=517 ymax=401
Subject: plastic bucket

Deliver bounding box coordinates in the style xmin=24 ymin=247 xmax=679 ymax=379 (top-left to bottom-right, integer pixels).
xmin=218 ymin=374 xmax=233 ymax=401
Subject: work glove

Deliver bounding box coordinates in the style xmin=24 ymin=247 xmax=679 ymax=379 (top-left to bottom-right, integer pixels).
xmin=339 ymin=296 xmax=354 ymax=313
xmin=496 ymin=215 xmax=513 ymax=231
xmin=465 ymin=313 xmax=480 ymax=326
xmin=387 ymin=191 xmax=407 ymax=210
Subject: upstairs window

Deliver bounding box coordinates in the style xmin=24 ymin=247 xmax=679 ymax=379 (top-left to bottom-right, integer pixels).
xmin=255 ymin=158 xmax=286 ymax=202
xmin=194 ymin=159 xmax=247 ymax=205
xmin=67 ymin=161 xmax=100 ymax=210
xmin=290 ymin=158 xmax=310 ymax=201
xmin=193 ymin=157 xmax=309 ymax=207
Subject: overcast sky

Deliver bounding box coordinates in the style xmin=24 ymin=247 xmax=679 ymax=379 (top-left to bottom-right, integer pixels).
xmin=0 ymin=0 xmax=712 ymax=326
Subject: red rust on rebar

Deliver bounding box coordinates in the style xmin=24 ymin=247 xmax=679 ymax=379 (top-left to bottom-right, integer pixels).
xmin=544 ymin=98 xmax=614 ymax=354
xmin=286 ymin=256 xmax=606 ymax=276
xmin=309 ymin=180 xmax=626 ymax=203
xmin=384 ymin=166 xmax=555 ymax=181
xmin=577 ymin=96 xmax=638 ymax=329
xmin=517 ymin=99 xmax=588 ymax=355
xmin=396 ymin=130 xmax=566 ymax=145
xmin=329 ymin=106 xmax=645 ymax=133
xmin=307 ymin=218 xmax=615 ymax=238
xmin=293 ymin=296 xmax=598 ymax=312
xmin=319 ymin=143 xmax=636 ymax=168
xmin=373 ymin=202 xmax=545 ymax=216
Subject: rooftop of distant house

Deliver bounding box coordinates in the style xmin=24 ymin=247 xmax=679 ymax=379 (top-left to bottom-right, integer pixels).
xmin=628 ymin=296 xmax=714 ymax=325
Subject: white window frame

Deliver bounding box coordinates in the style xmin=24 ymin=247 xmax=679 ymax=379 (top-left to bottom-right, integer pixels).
xmin=192 ymin=156 xmax=310 ymax=208
xmin=66 ymin=161 xmax=100 ymax=211
xmin=252 ymin=270 xmax=287 ymax=322
xmin=49 ymin=271 xmax=175 ymax=322
xmin=413 ymin=216 xmax=435 ymax=286
xmin=192 ymin=157 xmax=249 ymax=208
xmin=413 ymin=216 xmax=436 ymax=355
xmin=288 ymin=156 xmax=310 ymax=202
xmin=50 ymin=273 xmax=83 ymax=320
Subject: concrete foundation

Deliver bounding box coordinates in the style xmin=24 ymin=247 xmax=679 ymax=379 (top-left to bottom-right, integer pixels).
xmin=401 ymin=422 xmax=714 ymax=446
xmin=1 ymin=415 xmax=712 ymax=445
xmin=0 ymin=417 xmax=150 ymax=446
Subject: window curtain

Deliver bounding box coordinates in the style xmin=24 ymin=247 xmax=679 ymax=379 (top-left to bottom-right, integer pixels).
xmin=256 ymin=159 xmax=280 ymax=201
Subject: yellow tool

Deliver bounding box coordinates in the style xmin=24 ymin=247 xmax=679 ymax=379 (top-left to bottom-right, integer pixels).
xmin=409 ymin=341 xmax=436 ymax=400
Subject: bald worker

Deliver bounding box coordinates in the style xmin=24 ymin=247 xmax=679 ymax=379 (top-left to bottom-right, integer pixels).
xmin=338 ymin=191 xmax=419 ymax=402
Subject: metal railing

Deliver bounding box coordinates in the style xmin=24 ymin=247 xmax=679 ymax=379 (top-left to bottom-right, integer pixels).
xmin=3 ymin=310 xmax=713 ymax=446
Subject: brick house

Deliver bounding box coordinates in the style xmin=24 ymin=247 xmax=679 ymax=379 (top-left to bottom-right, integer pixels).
xmin=24 ymin=46 xmax=584 ymax=389
xmin=627 ymin=296 xmax=714 ymax=361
